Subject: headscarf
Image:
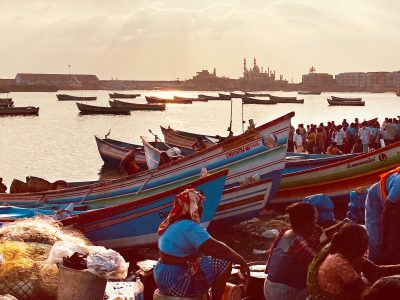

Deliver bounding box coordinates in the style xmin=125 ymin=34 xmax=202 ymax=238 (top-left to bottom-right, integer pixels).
xmin=379 ymin=166 xmax=400 ymax=201
xmin=158 ymin=188 xmax=205 ymax=236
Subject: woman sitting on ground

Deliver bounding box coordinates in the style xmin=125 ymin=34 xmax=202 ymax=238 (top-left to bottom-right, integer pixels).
xmin=153 ymin=188 xmax=250 ymax=300
xmin=308 ymin=223 xmax=400 ymax=300
xmin=264 ymin=202 xmax=323 ymax=300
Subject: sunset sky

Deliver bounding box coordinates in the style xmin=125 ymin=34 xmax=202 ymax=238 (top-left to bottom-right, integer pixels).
xmin=0 ymin=0 xmax=399 ymax=81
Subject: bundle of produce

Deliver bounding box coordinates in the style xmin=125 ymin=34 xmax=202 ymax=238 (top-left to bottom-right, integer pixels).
xmin=0 ymin=217 xmax=91 ymax=299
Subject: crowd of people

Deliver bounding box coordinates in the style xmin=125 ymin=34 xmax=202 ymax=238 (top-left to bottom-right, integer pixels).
xmin=152 ymin=166 xmax=400 ymax=300
xmin=289 ymin=117 xmax=400 ymax=155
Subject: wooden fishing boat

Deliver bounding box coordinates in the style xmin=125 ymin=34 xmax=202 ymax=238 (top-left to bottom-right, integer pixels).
xmin=245 ymin=92 xmax=271 ymax=97
xmin=270 ymin=141 xmax=400 ymax=205
xmin=161 ymin=126 xmax=218 ymax=149
xmin=330 ymin=96 xmax=362 ymax=101
xmin=242 ymin=97 xmax=277 ymax=105
xmin=174 ymin=96 xmax=208 ymax=102
xmin=109 ymin=100 xmax=165 ymax=111
xmin=327 ymin=99 xmax=365 ymax=106
xmin=145 ymin=96 xmax=192 ymax=104
xmin=0 ymin=112 xmax=293 ymax=225
xmin=94 ymin=135 xmax=194 ymax=167
xmin=0 ymin=170 xmax=228 ymax=247
xmin=76 ymin=103 xmax=131 ymax=115
xmin=142 ymin=137 xmax=275 ymax=227
xmin=230 ymin=92 xmax=245 ymax=98
xmin=218 ymin=93 xmax=232 ymax=100
xmin=96 ymin=134 xmax=358 ymax=174
xmin=0 ymin=106 xmax=39 ymax=116
xmin=198 ymin=94 xmax=226 ymax=100
xmin=57 ymin=94 xmax=97 ymax=101
xmin=269 ymin=95 xmax=304 ymax=103
xmin=109 ymin=92 xmax=140 ymax=99
xmin=298 ymin=91 xmax=321 ymax=95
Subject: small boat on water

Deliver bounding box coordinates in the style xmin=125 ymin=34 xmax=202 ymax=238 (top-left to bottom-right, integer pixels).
xmin=109 ymin=92 xmax=140 ymax=99
xmin=76 ymin=102 xmax=131 ymax=115
xmin=161 ymin=126 xmax=218 ymax=149
xmin=174 ymin=96 xmax=207 ymax=102
xmin=327 ymin=98 xmax=365 ymax=106
xmin=0 ymin=106 xmax=39 ymax=116
xmin=270 ymin=141 xmax=400 ymax=205
xmin=218 ymin=93 xmax=232 ymax=100
xmin=109 ymin=99 xmax=165 ymax=111
xmin=230 ymin=92 xmax=245 ymax=98
xmin=242 ymin=97 xmax=277 ymax=105
xmin=198 ymin=94 xmax=227 ymax=100
xmin=298 ymin=91 xmax=321 ymax=95
xmin=269 ymin=95 xmax=304 ymax=103
xmin=145 ymin=96 xmax=192 ymax=104
xmin=0 ymin=170 xmax=228 ymax=248
xmin=330 ymin=96 xmax=362 ymax=101
xmin=245 ymin=92 xmax=271 ymax=97
xmin=57 ymin=94 xmax=97 ymax=101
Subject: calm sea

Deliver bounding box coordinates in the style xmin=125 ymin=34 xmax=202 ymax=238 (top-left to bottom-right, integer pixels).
xmin=0 ymin=90 xmax=398 ymax=188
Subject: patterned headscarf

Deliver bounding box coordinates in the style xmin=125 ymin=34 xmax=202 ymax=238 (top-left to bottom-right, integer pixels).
xmin=379 ymin=166 xmax=400 ymax=201
xmin=158 ymin=188 xmax=205 ymax=236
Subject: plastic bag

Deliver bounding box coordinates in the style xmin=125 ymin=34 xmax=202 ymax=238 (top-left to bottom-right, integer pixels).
xmin=86 ymin=246 xmax=129 ymax=280
xmin=46 ymin=241 xmax=89 ymax=264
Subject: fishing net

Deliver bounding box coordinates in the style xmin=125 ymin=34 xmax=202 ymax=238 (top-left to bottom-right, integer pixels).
xmin=0 ymin=215 xmax=90 ymax=245
xmin=0 ymin=217 xmax=91 ymax=299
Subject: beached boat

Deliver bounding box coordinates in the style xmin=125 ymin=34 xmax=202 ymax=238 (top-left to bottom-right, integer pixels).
xmin=174 ymin=96 xmax=207 ymax=102
xmin=0 ymin=170 xmax=228 ymax=247
xmin=109 ymin=100 xmax=165 ymax=111
xmin=230 ymin=92 xmax=245 ymax=98
xmin=76 ymin=103 xmax=131 ymax=115
xmin=242 ymin=97 xmax=277 ymax=105
xmin=0 ymin=106 xmax=39 ymax=116
xmin=161 ymin=126 xmax=218 ymax=149
xmin=145 ymin=96 xmax=192 ymax=104
xmin=0 ymin=112 xmax=293 ymax=225
xmin=269 ymin=95 xmax=304 ymax=104
xmin=330 ymin=96 xmax=362 ymax=101
xmin=57 ymin=94 xmax=97 ymax=101
xmin=109 ymin=92 xmax=140 ymax=99
xmin=141 ymin=136 xmax=276 ymax=226
xmin=218 ymin=93 xmax=232 ymax=100
xmin=245 ymin=92 xmax=271 ymax=97
xmin=270 ymin=141 xmax=400 ymax=205
xmin=95 ymin=135 xmax=193 ymax=167
xmin=198 ymin=94 xmax=226 ymax=100
xmin=327 ymin=99 xmax=365 ymax=106
xmin=298 ymin=91 xmax=321 ymax=95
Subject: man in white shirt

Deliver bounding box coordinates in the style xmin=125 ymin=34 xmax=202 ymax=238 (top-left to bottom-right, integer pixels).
xmin=358 ymin=122 xmax=371 ymax=153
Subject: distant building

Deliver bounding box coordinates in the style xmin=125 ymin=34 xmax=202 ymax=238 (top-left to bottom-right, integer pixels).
xmin=192 ymin=69 xmax=217 ymax=82
xmin=302 ymin=71 xmax=335 ymax=90
xmin=15 ymin=73 xmax=99 ymax=89
xmin=335 ymin=71 xmax=400 ymax=91
xmin=240 ymin=58 xmax=286 ymax=89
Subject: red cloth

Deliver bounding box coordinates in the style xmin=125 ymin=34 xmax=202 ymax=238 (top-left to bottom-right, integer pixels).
xmin=158 ymin=188 xmax=205 ymax=236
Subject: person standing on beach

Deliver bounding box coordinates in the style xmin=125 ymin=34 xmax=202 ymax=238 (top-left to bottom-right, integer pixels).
xmin=293 ymin=128 xmax=304 ymax=153
xmin=358 ymin=122 xmax=371 ymax=153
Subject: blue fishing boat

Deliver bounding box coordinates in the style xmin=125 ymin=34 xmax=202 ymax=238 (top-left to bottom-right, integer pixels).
xmin=0 ymin=170 xmax=228 ymax=248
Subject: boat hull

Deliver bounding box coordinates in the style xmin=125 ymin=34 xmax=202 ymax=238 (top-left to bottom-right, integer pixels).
xmin=0 ymin=106 xmax=39 ymax=116
xmin=57 ymin=94 xmax=97 ymax=101
xmin=76 ymin=103 xmax=131 ymax=115
xmin=270 ymin=142 xmax=400 ymax=205
xmin=109 ymin=100 xmax=165 ymax=111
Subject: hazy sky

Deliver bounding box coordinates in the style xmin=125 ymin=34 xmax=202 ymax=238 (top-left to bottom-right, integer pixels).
xmin=0 ymin=0 xmax=399 ymax=81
